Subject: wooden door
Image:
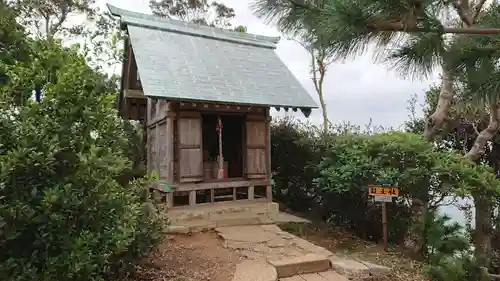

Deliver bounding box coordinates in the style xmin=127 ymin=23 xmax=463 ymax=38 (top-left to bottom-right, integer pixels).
xmin=245 ymin=114 xmax=267 ymax=178
xmin=178 ymin=111 xmax=203 ymax=182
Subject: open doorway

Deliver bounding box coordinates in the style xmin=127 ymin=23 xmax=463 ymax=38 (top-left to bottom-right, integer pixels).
xmin=201 ymin=114 xmax=244 ymax=180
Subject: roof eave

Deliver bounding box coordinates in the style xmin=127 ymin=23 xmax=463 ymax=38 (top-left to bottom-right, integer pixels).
xmin=145 ymin=94 xmax=317 ymax=117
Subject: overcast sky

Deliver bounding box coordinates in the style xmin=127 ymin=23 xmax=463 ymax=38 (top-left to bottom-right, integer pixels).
xmin=102 ymin=0 xmax=440 ymax=128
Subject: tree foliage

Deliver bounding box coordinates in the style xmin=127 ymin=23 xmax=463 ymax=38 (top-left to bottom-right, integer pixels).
xmin=149 ymin=0 xmax=246 ymax=31
xmin=0 ymin=4 xmax=162 ymax=280
xmin=271 ymin=117 xmax=500 ymax=278
xmin=10 ymin=0 xmax=97 ymax=39
xmin=256 ymin=0 xmax=500 ymax=269
xmin=423 ymin=212 xmax=478 ymax=281
xmin=0 ymin=1 xmax=30 ymax=86
xmin=253 ymin=0 xmax=500 ymax=152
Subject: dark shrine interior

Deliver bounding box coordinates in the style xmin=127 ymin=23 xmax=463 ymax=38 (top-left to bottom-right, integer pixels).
xmin=201 ymin=114 xmax=244 ymax=179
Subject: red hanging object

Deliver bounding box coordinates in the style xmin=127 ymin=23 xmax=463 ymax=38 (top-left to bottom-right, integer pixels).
xmin=216 ymin=116 xmax=226 ymax=179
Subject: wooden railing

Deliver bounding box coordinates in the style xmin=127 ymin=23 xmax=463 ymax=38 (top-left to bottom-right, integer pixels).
xmin=150 ymin=179 xmax=272 ymax=207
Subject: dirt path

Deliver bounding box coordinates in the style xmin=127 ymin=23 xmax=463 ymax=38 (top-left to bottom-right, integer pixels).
xmin=126 ymin=222 xmax=411 ymax=281
xmin=131 ymin=232 xmax=242 ymax=281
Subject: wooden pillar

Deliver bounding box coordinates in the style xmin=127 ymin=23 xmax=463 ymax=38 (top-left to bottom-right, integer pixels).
xmin=165 ymin=102 xmax=175 ymax=208
xmin=146 ymin=98 xmax=153 ymax=173
xmin=248 ymin=185 xmax=255 ymax=200
xmin=189 ymin=190 xmax=196 ymax=205
xmin=265 ymin=108 xmax=273 ymax=202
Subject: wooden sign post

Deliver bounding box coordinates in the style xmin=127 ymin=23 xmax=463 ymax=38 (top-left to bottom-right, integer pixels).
xmin=368 ymin=185 xmax=400 ymax=252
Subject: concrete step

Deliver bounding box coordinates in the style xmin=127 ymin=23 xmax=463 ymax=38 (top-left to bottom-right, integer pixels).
xmin=280 ymin=271 xmax=349 ymax=281
xmin=232 ymin=260 xmax=278 ymax=281
xmin=164 ymin=214 xmax=271 ymax=233
xmin=329 ymin=257 xmax=390 ymax=279
xmin=164 ymin=210 xmax=310 ymax=234
xmin=167 ymin=200 xmax=279 ymax=224
xmin=268 ymin=254 xmax=332 ymax=278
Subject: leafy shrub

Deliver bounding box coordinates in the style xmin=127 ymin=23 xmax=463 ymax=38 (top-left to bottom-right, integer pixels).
xmin=270 ymin=118 xmax=322 ymax=213
xmin=0 ymin=45 xmax=163 ymax=281
xmin=271 ymin=118 xmax=499 ymax=249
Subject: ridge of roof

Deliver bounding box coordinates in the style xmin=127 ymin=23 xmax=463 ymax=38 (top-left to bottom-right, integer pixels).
xmin=106 ymin=3 xmax=281 ymax=49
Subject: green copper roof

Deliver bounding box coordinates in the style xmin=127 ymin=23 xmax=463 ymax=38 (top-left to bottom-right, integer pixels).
xmin=108 ymin=4 xmax=317 ymax=116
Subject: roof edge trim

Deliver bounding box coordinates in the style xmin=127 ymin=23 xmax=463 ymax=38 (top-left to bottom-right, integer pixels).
xmin=142 ymin=94 xmax=318 ymax=110
xmin=107 ymin=3 xmax=281 ymax=49
xmin=124 ymin=17 xmax=277 ymax=49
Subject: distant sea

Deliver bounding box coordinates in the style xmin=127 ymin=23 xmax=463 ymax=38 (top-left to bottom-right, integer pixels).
xmin=438 ymin=197 xmax=474 ymax=227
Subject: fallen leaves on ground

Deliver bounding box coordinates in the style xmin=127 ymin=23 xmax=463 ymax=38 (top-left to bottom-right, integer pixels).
xmin=126 ymin=232 xmax=242 ymax=281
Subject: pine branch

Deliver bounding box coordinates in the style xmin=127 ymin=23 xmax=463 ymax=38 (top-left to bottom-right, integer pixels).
xmin=368 ymin=20 xmax=500 ymax=35
xmin=472 ymin=0 xmax=488 ymax=22
xmin=281 ymin=0 xmax=500 ymax=35
xmin=451 ymin=0 xmax=472 ymax=26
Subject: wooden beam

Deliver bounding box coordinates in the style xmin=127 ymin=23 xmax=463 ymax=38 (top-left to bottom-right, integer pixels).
xmin=265 ymin=108 xmax=272 ymax=202
xmin=189 ymin=190 xmax=196 ymax=205
xmin=179 ymin=101 xmax=266 ymax=113
xmin=266 ymin=185 xmax=272 ymax=201
xmin=166 ymin=179 xmax=269 ymax=192
xmin=146 ymin=98 xmax=154 ymax=126
xmin=124 ymin=89 xmax=146 ymax=99
xmin=125 ymin=44 xmax=133 ymax=89
xmin=248 ymin=185 xmax=255 ymax=200
xmin=165 ymin=102 xmax=175 ymax=208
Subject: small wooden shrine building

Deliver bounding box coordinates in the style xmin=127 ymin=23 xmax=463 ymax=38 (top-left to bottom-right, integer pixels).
xmin=108 ymin=4 xmax=317 ymax=208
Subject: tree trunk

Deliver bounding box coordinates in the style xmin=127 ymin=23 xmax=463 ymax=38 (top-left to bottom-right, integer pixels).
xmin=309 ymin=51 xmax=329 ymax=134
xmin=423 ymin=67 xmax=454 ymax=141
xmin=467 ymin=101 xmax=500 ymax=268
xmin=473 ymin=192 xmax=493 ymax=266
xmin=412 ymin=66 xmax=454 ymax=257
xmin=403 ymin=189 xmax=428 ymax=259
xmin=318 ymin=75 xmax=328 ymax=134
xmin=35 ymin=87 xmax=42 ymax=103
xmin=466 ymin=101 xmax=500 ymax=161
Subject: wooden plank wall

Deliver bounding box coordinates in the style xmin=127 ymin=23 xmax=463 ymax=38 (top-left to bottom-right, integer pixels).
xmin=146 ymin=100 xmax=274 ymax=206
xmin=177 ymin=111 xmax=204 ymax=182
xmin=147 ymin=98 xmax=175 ymax=207
xmin=245 ymin=112 xmax=268 ymax=179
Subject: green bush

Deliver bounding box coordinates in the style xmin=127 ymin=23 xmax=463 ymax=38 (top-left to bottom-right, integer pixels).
xmin=314 ymin=132 xmax=434 ymax=243
xmin=270 ymin=118 xmax=322 ymax=213
xmin=0 ymin=43 xmax=163 ymax=281
xmin=271 ymin=119 xmax=499 ymax=246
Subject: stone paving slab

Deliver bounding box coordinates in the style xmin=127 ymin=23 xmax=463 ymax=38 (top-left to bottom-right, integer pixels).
xmin=217 ymin=225 xmax=332 ymax=262
xmin=165 ymin=202 xmax=389 ymax=281
xmin=232 ymin=260 xmax=277 ymax=281
xmin=269 ymin=254 xmax=331 ymax=278
xmin=329 ymin=257 xmax=390 ymax=278
xmin=297 ymin=273 xmax=328 ymax=281
xmin=317 ymin=271 xmax=350 ymax=281
xmin=219 ymin=225 xmax=390 ymax=281
xmin=280 ymin=271 xmax=350 ymax=281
